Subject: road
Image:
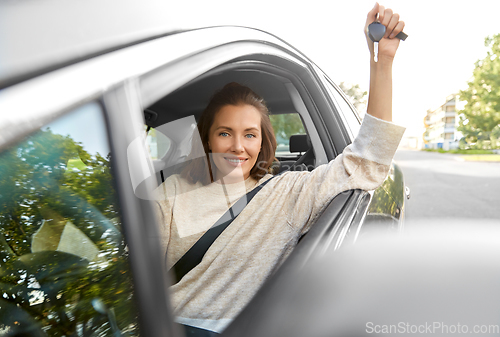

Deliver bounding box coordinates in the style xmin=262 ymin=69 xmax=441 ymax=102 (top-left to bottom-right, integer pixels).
xmin=394 ymin=150 xmax=500 ymax=224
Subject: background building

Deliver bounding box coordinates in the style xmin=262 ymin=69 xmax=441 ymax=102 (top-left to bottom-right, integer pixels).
xmin=423 ymin=94 xmax=463 ymax=150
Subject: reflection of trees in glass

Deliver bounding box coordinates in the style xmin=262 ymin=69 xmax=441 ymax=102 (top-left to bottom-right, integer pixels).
xmin=0 ymin=128 xmax=139 ymax=336
xmin=359 ymin=181 xmax=399 ymax=239
xmin=367 ymin=183 xmax=398 ymax=216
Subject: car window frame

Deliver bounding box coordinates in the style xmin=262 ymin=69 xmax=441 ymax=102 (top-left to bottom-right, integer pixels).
xmin=102 ymin=80 xmax=178 ymax=337
xmin=312 ymin=64 xmax=362 ymax=141
xmin=324 ymin=76 xmax=362 ymax=138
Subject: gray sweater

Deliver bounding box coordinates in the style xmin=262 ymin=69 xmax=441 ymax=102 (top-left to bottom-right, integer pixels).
xmin=155 ymin=114 xmax=405 ymax=333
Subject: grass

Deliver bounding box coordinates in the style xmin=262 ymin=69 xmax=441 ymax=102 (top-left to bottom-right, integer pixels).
xmin=460 ymin=155 xmax=500 ymax=162
xmin=422 ymin=148 xmax=500 ymax=161
xmin=423 ymin=148 xmax=495 ymax=155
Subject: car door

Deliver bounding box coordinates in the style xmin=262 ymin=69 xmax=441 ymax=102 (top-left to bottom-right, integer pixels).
xmin=0 ymin=45 xmax=176 ymax=336
xmin=132 ymin=27 xmax=405 ymax=336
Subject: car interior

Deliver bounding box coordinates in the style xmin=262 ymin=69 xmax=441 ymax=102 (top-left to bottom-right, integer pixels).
xmin=140 ymin=65 xmax=339 ymax=336
xmin=142 ymin=67 xmax=326 ymax=184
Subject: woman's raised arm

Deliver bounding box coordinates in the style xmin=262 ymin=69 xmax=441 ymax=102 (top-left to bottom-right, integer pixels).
xmin=365 ymin=3 xmax=405 ymax=122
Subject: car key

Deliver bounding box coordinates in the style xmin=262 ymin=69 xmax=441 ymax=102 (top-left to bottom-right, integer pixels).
xmin=368 ymin=21 xmax=408 ymax=62
xmin=368 ymin=22 xmax=385 ymax=62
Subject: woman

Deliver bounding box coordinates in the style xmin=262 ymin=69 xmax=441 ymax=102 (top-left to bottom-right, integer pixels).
xmin=156 ymin=3 xmax=406 ymax=335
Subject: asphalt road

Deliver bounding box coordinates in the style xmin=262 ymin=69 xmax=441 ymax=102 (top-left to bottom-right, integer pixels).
xmin=394 ymin=150 xmax=500 ymax=224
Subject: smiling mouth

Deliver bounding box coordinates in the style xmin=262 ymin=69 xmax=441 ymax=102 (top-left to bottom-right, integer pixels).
xmin=224 ymin=157 xmax=247 ymax=166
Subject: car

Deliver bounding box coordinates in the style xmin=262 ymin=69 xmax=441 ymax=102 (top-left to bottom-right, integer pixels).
xmin=0 ymin=1 xmax=408 ymax=336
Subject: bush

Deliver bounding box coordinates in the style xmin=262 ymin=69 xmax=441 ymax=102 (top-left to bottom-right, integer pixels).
xmin=423 ymin=148 xmax=494 ymax=154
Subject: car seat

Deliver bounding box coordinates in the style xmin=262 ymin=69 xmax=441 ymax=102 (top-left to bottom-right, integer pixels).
xmin=278 ymin=134 xmax=314 ymax=173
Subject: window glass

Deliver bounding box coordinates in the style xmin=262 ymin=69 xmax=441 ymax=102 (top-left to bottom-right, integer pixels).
xmin=321 ymin=76 xmax=361 ymax=138
xmin=146 ymin=126 xmax=171 ymax=160
xmin=270 ymin=113 xmax=306 ymax=157
xmin=0 ymin=102 xmax=139 ymax=336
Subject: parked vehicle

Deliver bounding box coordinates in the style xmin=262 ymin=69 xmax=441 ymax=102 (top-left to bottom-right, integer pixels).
xmin=0 ymin=1 xmax=408 ymax=336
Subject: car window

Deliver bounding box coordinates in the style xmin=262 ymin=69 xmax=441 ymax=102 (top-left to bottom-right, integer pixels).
xmin=0 ymin=102 xmax=140 ymax=336
xmin=320 ymin=75 xmax=362 ymax=138
xmin=146 ymin=126 xmax=172 ymax=160
xmin=270 ymin=113 xmax=306 ymax=157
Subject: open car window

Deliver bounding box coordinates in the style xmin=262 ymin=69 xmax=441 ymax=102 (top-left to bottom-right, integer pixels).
xmin=0 ymin=102 xmax=140 ymax=336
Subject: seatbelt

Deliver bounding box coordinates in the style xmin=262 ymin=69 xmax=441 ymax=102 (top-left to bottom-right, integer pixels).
xmin=170 ymin=176 xmax=274 ymax=284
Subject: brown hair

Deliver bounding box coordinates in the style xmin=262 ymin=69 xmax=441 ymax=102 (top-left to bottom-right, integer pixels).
xmin=181 ymin=82 xmax=277 ymax=185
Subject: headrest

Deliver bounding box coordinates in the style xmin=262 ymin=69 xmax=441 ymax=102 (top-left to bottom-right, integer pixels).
xmin=289 ymin=134 xmax=311 ymax=153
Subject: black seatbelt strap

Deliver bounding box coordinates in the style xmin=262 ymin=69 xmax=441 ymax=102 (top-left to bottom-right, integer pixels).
xmin=170 ymin=176 xmax=274 ymax=284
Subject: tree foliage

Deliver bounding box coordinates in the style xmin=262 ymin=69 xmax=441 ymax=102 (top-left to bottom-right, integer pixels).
xmin=458 ymin=34 xmax=500 ymax=148
xmin=338 ymin=82 xmax=368 ymax=113
xmin=270 ymin=113 xmax=306 ymax=146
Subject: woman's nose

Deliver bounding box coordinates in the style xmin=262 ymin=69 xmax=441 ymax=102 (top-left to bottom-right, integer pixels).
xmin=231 ymin=138 xmax=244 ymax=152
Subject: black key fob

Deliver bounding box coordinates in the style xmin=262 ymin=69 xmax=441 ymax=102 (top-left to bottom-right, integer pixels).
xmin=368 ymin=22 xmax=386 ymax=42
xmin=368 ymin=21 xmax=408 ymax=42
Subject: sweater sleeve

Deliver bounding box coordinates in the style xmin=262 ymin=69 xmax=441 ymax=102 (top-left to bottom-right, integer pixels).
xmin=153 ymin=178 xmax=175 ymax=259
xmin=278 ymin=113 xmax=405 ymax=234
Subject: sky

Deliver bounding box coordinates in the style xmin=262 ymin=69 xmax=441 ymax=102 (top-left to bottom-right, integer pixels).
xmin=166 ymin=0 xmax=500 ymax=138
xmin=44 ymin=102 xmax=110 ymax=156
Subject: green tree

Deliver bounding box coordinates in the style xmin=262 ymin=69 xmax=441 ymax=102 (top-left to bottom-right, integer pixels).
xmin=458 ymin=34 xmax=500 ymax=149
xmin=0 ymin=129 xmax=138 ymax=336
xmin=270 ymin=114 xmax=306 ymax=145
xmin=339 ymin=82 xmax=367 ymax=113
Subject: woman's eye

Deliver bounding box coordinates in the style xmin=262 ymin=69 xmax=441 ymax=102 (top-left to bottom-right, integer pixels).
xmin=219 ymin=132 xmax=229 ymax=137
xmin=245 ymin=134 xmax=256 ymax=138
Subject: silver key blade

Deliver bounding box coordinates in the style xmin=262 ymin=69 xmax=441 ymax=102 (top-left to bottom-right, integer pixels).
xmin=374 ymin=42 xmax=378 ymax=62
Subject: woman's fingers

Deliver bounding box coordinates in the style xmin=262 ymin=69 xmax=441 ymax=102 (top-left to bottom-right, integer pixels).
xmin=385 ymin=13 xmax=400 ymax=38
xmin=365 ymin=2 xmax=380 ymax=54
xmin=379 ymin=6 xmax=391 ymax=26
xmin=390 ymin=21 xmax=405 ymax=39
xmin=366 ymin=2 xmax=379 ymax=24
xmin=377 ymin=6 xmax=404 ymax=40
xmin=365 ymin=3 xmax=405 ymax=58
xmin=365 ymin=2 xmax=379 ymax=38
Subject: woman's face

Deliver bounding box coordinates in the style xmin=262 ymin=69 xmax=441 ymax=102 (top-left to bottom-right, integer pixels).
xmin=208 ymin=104 xmax=262 ymax=184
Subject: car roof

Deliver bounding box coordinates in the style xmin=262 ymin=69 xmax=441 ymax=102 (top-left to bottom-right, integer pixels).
xmin=0 ymin=0 xmax=182 ymax=89
xmin=148 ymin=69 xmax=296 ymax=127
